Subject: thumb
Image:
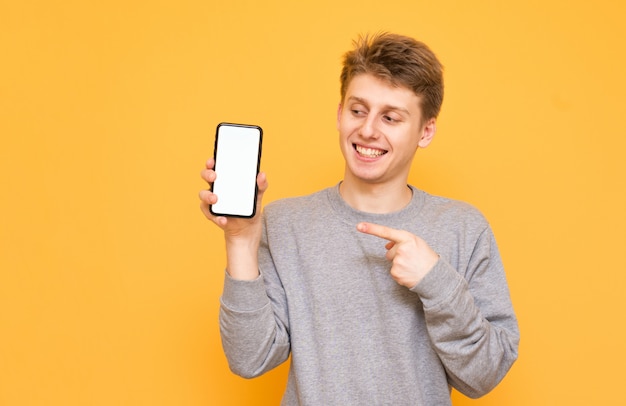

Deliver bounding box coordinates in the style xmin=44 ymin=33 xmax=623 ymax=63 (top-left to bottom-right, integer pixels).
xmin=255 ymin=172 xmax=268 ymax=207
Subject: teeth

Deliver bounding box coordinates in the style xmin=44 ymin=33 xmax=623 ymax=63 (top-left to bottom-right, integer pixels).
xmin=356 ymin=145 xmax=386 ymax=158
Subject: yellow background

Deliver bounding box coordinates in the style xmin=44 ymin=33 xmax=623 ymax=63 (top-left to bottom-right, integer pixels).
xmin=1 ymin=0 xmax=625 ymax=404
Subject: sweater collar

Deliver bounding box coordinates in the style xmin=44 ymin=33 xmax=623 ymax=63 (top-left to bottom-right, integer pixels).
xmin=326 ymin=182 xmax=425 ymax=228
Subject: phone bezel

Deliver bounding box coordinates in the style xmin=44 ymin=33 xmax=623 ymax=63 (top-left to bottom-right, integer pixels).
xmin=209 ymin=122 xmax=263 ymax=218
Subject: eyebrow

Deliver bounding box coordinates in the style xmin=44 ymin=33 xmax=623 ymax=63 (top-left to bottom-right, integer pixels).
xmin=347 ymin=96 xmax=411 ymax=115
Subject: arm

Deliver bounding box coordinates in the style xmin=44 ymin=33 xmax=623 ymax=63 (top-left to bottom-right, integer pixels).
xmin=199 ymin=159 xmax=290 ymax=377
xmin=413 ymin=227 xmax=519 ymax=397
xmin=219 ymin=265 xmax=290 ymax=378
xmin=357 ymin=222 xmax=519 ymax=398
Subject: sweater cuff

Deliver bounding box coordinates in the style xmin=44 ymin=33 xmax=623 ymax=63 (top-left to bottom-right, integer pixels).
xmin=410 ymin=258 xmax=464 ymax=309
xmin=221 ymin=270 xmax=270 ymax=312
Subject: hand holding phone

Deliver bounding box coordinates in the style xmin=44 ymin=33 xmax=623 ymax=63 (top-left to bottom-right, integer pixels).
xmin=209 ymin=123 xmax=263 ymax=218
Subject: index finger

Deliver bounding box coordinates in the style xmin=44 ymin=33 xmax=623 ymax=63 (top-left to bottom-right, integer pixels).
xmin=205 ymin=157 xmax=215 ymax=169
xmin=356 ymin=222 xmax=411 ymax=243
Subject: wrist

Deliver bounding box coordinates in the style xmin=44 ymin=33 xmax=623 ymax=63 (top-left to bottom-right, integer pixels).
xmin=224 ymin=237 xmax=260 ymax=281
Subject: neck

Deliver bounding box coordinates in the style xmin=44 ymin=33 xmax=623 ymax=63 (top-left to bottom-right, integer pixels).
xmin=339 ymin=177 xmax=413 ymax=214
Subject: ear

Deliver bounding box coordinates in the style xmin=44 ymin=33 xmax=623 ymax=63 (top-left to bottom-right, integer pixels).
xmin=418 ymin=118 xmax=437 ymax=148
xmin=336 ymin=103 xmax=343 ymax=130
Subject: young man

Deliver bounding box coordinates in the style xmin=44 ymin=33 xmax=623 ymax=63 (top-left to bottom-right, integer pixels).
xmin=200 ymin=33 xmax=519 ymax=405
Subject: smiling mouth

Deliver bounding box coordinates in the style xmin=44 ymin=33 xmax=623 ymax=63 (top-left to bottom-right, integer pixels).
xmin=354 ymin=144 xmax=387 ymax=158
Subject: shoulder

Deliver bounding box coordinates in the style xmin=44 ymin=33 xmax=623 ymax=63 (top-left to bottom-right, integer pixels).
xmin=417 ymin=189 xmax=489 ymax=229
xmin=263 ymin=188 xmax=330 ymax=220
xmin=261 ymin=188 xmax=336 ymax=240
xmin=412 ymin=190 xmax=497 ymax=260
xmin=423 ymin=192 xmax=483 ymax=216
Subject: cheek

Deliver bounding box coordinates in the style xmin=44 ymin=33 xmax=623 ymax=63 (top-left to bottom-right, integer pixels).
xmin=337 ymin=119 xmax=349 ymax=139
xmin=337 ymin=113 xmax=358 ymax=135
xmin=338 ymin=129 xmax=349 ymax=149
xmin=338 ymin=129 xmax=353 ymax=156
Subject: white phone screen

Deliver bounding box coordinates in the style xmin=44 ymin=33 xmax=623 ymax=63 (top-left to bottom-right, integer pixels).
xmin=210 ymin=123 xmax=262 ymax=218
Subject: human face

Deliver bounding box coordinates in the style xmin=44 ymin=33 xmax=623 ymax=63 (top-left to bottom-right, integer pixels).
xmin=337 ymin=73 xmax=436 ymax=188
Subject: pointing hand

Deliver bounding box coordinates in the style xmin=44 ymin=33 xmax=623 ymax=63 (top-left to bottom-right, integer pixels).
xmin=357 ymin=222 xmax=439 ymax=288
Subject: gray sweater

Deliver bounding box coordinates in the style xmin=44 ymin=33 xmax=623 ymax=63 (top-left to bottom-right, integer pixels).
xmin=220 ymin=185 xmax=519 ymax=405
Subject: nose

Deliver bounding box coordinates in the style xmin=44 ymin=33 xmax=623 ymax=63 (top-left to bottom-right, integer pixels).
xmin=358 ymin=116 xmax=379 ymax=139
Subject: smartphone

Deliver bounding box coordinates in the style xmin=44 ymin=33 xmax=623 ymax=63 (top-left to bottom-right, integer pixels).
xmin=209 ymin=122 xmax=263 ymax=218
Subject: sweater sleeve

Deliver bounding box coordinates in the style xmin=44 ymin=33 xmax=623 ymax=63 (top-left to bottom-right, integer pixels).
xmin=411 ymin=226 xmax=520 ymax=398
xmin=218 ymin=220 xmax=291 ymax=379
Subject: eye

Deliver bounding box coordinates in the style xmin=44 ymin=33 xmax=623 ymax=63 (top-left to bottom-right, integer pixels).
xmin=383 ymin=115 xmax=399 ymax=123
xmin=350 ymin=104 xmax=367 ymax=117
xmin=351 ymin=109 xmax=369 ymax=119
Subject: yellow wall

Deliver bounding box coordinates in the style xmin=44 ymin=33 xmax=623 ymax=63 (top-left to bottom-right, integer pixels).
xmin=1 ymin=0 xmax=625 ymax=404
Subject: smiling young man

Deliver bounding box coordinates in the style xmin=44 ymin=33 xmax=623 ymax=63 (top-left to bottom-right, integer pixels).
xmin=200 ymin=33 xmax=519 ymax=405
